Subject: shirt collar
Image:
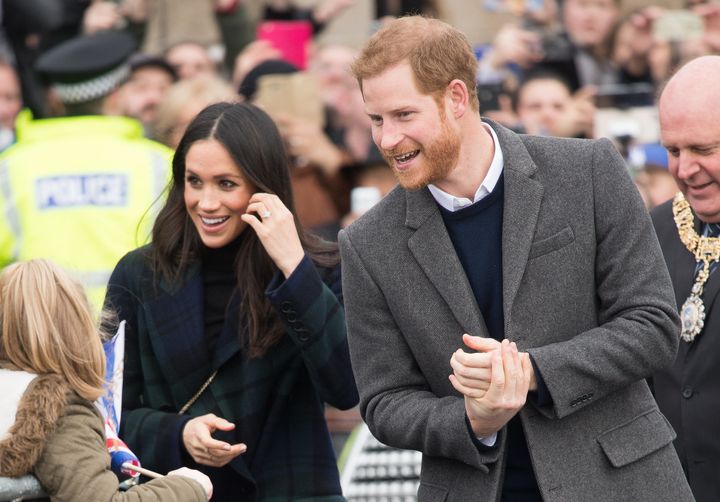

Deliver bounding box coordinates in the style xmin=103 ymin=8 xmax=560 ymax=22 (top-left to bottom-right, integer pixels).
xmin=428 ymin=122 xmax=504 ymax=212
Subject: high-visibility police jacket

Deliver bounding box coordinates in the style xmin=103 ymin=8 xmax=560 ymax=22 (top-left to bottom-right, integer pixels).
xmin=0 ymin=111 xmax=172 ymax=310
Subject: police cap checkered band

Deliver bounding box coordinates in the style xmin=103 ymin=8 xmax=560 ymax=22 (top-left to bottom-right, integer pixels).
xmin=52 ymin=64 xmax=129 ymax=104
xmin=36 ymin=30 xmax=136 ymax=103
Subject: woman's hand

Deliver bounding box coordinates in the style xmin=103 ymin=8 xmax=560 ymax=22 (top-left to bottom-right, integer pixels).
xmin=241 ymin=193 xmax=305 ymax=278
xmin=182 ymin=414 xmax=247 ymax=467
xmin=168 ymin=467 xmax=214 ymax=500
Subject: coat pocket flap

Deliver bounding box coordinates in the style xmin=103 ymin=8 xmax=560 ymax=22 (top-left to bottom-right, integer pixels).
xmin=529 ymin=226 xmax=574 ymax=259
xmin=417 ymin=482 xmax=448 ymax=501
xmin=597 ymin=409 xmax=676 ymax=468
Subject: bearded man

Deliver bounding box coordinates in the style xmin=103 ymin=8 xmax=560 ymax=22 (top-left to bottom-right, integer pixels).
xmin=338 ymin=15 xmax=692 ymax=502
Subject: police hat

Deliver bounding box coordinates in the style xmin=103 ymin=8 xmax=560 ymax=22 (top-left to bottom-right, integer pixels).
xmin=35 ymin=30 xmax=137 ymax=104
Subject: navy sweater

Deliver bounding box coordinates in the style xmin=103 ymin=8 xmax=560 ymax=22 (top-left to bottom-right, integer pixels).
xmin=438 ymin=177 xmax=542 ymax=502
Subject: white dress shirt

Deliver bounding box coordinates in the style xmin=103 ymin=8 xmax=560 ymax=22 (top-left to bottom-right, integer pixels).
xmin=428 ymin=123 xmax=504 ymax=212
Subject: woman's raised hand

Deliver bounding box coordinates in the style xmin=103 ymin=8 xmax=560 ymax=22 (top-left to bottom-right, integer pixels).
xmin=242 ymin=193 xmax=305 ymax=278
xmin=182 ymin=413 xmax=247 ymax=468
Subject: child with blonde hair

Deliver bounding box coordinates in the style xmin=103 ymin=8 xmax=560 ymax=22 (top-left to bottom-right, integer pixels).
xmin=0 ymin=259 xmax=213 ymax=501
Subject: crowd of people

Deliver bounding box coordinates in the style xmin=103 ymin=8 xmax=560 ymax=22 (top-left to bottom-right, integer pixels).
xmin=0 ymin=0 xmax=719 ymax=501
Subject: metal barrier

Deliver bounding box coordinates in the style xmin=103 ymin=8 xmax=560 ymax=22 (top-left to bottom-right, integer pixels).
xmin=0 ymin=475 xmax=47 ymax=501
xmin=0 ymin=475 xmax=134 ymax=501
xmin=340 ymin=423 xmax=421 ymax=502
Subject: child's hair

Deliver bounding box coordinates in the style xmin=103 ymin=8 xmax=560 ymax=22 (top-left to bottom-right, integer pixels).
xmin=0 ymin=259 xmax=106 ymax=401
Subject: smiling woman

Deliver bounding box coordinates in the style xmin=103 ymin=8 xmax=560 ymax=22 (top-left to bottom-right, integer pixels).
xmin=102 ymin=102 xmax=358 ymax=502
xmin=183 ymin=139 xmax=255 ymax=249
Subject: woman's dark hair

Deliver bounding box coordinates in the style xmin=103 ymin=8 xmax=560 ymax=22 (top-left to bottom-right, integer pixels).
xmin=152 ymin=102 xmax=337 ymax=357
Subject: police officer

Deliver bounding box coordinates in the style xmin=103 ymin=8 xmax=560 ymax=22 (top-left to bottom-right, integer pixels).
xmin=0 ymin=30 xmax=173 ymax=310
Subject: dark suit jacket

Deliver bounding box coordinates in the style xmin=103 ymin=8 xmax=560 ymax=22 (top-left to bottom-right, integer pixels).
xmin=653 ymin=200 xmax=720 ymax=502
xmin=340 ymin=121 xmax=692 ymax=501
xmin=104 ymin=247 xmax=358 ymax=502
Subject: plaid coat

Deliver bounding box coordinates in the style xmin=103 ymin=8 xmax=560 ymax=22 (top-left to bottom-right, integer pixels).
xmin=104 ymin=246 xmax=358 ymax=501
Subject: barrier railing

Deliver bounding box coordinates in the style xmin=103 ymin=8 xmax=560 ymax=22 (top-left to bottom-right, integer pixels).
xmin=0 ymin=475 xmax=47 ymax=501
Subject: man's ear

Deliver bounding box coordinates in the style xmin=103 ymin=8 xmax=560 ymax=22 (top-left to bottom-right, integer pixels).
xmin=447 ymin=79 xmax=469 ymax=118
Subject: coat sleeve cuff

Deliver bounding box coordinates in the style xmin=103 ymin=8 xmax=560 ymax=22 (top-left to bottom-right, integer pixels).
xmin=163 ymin=414 xmax=193 ymax=472
xmin=265 ymin=254 xmax=322 ymax=315
xmin=266 ymin=254 xmax=334 ymax=347
xmin=528 ymin=354 xmax=552 ymax=408
xmin=464 ymin=414 xmax=500 ymax=452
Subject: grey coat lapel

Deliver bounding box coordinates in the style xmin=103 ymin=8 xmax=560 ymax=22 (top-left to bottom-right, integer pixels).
xmin=405 ymin=188 xmax=488 ymax=338
xmin=487 ymin=122 xmax=544 ymax=325
xmin=402 ymin=121 xmax=545 ymax=339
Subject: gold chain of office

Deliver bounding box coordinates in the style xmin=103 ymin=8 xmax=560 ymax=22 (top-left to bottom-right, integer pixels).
xmin=672 ymin=191 xmax=720 ymax=342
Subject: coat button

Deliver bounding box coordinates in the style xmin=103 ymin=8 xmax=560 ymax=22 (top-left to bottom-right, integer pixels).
xmin=682 ymin=387 xmax=693 ymax=399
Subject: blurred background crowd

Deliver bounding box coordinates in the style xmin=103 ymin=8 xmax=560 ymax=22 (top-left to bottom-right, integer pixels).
xmin=4 ymin=0 xmax=714 ymax=235
xmin=1 ymin=0 xmax=718 ymax=464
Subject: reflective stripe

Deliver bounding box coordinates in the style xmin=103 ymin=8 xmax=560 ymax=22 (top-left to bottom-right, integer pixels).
xmin=151 ymin=151 xmax=168 ymax=200
xmin=36 ymin=173 xmax=128 ymax=209
xmin=0 ymin=159 xmax=21 ymax=261
xmin=134 ymin=149 xmax=169 ymax=245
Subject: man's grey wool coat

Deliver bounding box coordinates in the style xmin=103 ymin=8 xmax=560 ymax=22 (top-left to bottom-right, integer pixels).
xmin=339 ymin=120 xmax=694 ymax=502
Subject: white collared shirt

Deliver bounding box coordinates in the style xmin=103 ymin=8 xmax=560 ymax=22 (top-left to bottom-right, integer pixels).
xmin=428 ymin=123 xmax=504 ymax=212
xmin=427 ymin=122 xmax=502 ymax=447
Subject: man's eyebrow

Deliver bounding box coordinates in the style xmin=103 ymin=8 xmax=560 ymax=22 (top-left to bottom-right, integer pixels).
xmin=367 ymin=106 xmax=415 ymax=116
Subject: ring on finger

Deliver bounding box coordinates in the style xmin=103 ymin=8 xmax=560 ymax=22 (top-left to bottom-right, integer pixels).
xmin=261 ymin=210 xmax=271 ymax=218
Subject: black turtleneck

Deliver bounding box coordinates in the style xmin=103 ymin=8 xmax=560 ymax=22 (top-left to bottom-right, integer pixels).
xmin=201 ymin=234 xmax=244 ymax=354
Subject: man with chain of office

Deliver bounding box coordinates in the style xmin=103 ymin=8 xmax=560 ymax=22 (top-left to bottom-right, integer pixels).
xmin=652 ymin=55 xmax=720 ymax=502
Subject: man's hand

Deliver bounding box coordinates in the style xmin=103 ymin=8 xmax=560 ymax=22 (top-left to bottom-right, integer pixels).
xmin=449 ymin=338 xmax=534 ymax=438
xmin=449 ymin=334 xmax=500 ymax=397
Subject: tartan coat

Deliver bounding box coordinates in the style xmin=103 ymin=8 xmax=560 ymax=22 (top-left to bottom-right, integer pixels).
xmin=104 ymin=246 xmax=358 ymax=502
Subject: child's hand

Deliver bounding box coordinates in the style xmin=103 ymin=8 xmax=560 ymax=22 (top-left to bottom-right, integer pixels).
xmin=168 ymin=467 xmax=214 ymax=500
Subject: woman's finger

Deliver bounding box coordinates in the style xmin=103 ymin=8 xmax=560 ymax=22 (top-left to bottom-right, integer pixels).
xmin=248 ymin=192 xmax=281 ymax=207
xmin=199 ymin=436 xmax=235 ymax=451
xmin=245 ymin=201 xmax=272 ymax=220
xmin=207 ymin=443 xmax=247 ymax=459
xmin=240 ymin=213 xmax=266 ymax=236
